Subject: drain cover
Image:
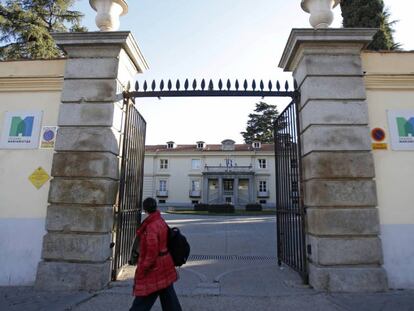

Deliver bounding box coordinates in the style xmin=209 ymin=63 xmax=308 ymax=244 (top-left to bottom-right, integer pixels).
xmin=188 ymin=254 xmax=277 ymax=262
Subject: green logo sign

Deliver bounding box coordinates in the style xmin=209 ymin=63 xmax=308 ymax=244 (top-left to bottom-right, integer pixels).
xmin=9 ymin=116 xmax=34 ymax=137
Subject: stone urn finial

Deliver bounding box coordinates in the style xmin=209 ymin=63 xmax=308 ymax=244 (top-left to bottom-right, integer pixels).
xmin=89 ymin=0 xmax=128 ymax=31
xmin=301 ymin=0 xmax=340 ymax=29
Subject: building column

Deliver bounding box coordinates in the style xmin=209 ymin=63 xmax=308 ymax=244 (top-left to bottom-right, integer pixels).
xmin=233 ymin=178 xmax=239 ymax=206
xmin=218 ymin=177 xmax=223 ymax=203
xmin=35 ymin=32 xmax=148 ymax=291
xmin=248 ymin=176 xmax=254 ymax=204
xmin=202 ymin=176 xmax=209 ymax=204
xmin=279 ymin=29 xmax=387 ymax=292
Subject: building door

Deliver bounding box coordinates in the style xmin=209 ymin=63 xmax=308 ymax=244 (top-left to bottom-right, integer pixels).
xmin=223 ymin=179 xmax=234 ymax=204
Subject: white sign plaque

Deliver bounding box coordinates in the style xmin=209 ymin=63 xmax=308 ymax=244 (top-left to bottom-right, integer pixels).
xmin=387 ymin=110 xmax=414 ymax=151
xmin=0 ymin=111 xmax=43 ymax=149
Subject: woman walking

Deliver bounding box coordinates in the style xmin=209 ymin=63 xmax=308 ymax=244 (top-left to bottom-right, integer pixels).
xmin=130 ymin=198 xmax=182 ymax=311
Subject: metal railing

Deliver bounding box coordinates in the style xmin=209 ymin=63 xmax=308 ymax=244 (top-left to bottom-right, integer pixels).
xmin=112 ymin=99 xmax=146 ymax=281
xmin=204 ymin=165 xmax=253 ymax=173
xmin=274 ymin=99 xmax=308 ymax=284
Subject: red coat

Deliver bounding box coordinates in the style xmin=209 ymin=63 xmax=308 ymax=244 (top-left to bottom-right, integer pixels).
xmin=133 ymin=211 xmax=178 ymax=296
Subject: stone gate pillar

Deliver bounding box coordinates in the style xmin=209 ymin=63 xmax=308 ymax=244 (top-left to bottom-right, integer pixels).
xmin=279 ymin=29 xmax=388 ymax=292
xmin=35 ymin=32 xmax=148 ymax=290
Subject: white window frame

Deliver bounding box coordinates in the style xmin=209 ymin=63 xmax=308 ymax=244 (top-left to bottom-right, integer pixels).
xmin=258 ymin=158 xmax=267 ymax=169
xmin=191 ymin=180 xmax=201 ymax=191
xmin=253 ymin=142 xmax=261 ymax=149
xmin=160 ymin=159 xmax=168 ymax=170
xmin=159 ymin=180 xmax=167 ymax=191
xmin=191 ymin=159 xmax=201 ymax=170
xmin=259 ymin=180 xmax=267 ymax=192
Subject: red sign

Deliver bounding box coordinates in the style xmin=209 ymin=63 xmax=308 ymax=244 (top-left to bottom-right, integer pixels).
xmin=371 ymin=128 xmax=386 ymax=142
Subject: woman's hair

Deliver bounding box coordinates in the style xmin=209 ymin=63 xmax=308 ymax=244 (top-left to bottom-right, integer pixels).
xmin=143 ymin=197 xmax=157 ymax=213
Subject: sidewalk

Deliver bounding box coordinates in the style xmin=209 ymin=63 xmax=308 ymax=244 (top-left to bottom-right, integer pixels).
xmin=2 ymin=214 xmax=413 ymax=310
xmin=1 ymin=261 xmax=413 ymax=311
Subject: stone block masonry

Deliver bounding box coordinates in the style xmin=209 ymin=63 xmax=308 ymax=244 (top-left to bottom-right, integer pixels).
xmin=279 ymin=29 xmax=388 ymax=292
xmin=35 ymin=32 xmax=148 ymax=291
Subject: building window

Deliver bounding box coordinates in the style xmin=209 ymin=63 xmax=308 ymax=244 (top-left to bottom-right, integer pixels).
xmin=167 ymin=142 xmax=174 ymax=149
xmin=192 ymin=200 xmax=199 ymax=204
xmin=159 ymin=180 xmax=167 ymax=191
xmin=223 ymin=179 xmax=234 ymax=192
xmin=191 ymin=159 xmax=201 ymax=170
xmin=159 ymin=199 xmax=166 ymax=204
xmin=258 ymin=159 xmax=267 ymax=169
xmin=253 ymin=142 xmax=261 ymax=149
xmin=197 ymin=141 xmax=205 ymax=149
xmin=259 ymin=181 xmax=267 ymax=192
xmin=259 ymin=200 xmax=267 ymax=204
xmin=191 ymin=180 xmax=200 ymax=191
xmin=160 ymin=159 xmax=168 ymax=169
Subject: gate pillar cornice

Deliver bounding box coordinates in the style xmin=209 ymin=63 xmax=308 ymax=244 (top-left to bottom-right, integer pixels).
xmin=279 ymin=28 xmax=388 ymax=292
xmin=35 ymin=31 xmax=147 ymax=291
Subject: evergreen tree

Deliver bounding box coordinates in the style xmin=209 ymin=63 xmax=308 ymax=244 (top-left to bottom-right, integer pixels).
xmin=241 ymin=102 xmax=279 ymax=144
xmin=0 ymin=0 xmax=86 ymax=60
xmin=341 ymin=0 xmax=399 ymax=50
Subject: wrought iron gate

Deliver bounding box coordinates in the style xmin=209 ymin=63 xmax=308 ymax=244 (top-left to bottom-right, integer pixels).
xmin=274 ymin=99 xmax=308 ymax=283
xmin=115 ymin=77 xmax=306 ymax=281
xmin=112 ymin=98 xmax=146 ymax=280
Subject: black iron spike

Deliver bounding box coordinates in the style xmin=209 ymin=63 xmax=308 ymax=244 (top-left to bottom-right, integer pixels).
xmin=184 ymin=79 xmax=189 ymax=90
xmin=252 ymin=80 xmax=256 ymax=91
xmin=276 ymin=80 xmax=281 ymax=91
xmin=160 ymin=80 xmax=164 ymax=91
xmin=285 ymin=80 xmax=289 ymax=91
xmin=218 ymin=79 xmax=223 ymax=90
xmin=227 ymin=79 xmax=231 ymax=90
xmin=135 ymin=81 xmax=139 ymax=91
xmin=235 ymin=80 xmax=240 ymax=90
xmin=208 ymin=79 xmax=214 ymax=91
xmin=192 ymin=79 xmax=197 ymax=90
xmin=243 ymin=79 xmax=248 ymax=91
xmin=201 ymin=79 xmax=206 ymax=90
xmin=168 ymin=79 xmax=172 ymax=91
xmin=143 ymin=81 xmax=148 ymax=92
xmin=176 ymin=79 xmax=180 ymax=90
xmin=268 ymin=80 xmax=273 ymax=91
xmin=260 ymin=80 xmax=264 ymax=91
xmin=151 ymin=80 xmax=156 ymax=91
xmin=294 ymin=79 xmax=298 ymax=90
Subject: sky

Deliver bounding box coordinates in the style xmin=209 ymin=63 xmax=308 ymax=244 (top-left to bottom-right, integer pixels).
xmin=75 ymin=0 xmax=414 ymax=145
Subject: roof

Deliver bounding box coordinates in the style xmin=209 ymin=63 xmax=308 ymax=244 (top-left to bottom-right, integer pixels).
xmin=145 ymin=144 xmax=274 ymax=153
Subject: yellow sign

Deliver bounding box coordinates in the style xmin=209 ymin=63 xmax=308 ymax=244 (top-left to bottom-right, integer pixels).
xmin=372 ymin=143 xmax=388 ymax=150
xmin=28 ymin=167 xmax=50 ymax=189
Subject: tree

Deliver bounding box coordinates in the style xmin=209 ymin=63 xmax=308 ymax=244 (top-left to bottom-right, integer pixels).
xmin=241 ymin=102 xmax=279 ymax=144
xmin=0 ymin=0 xmax=86 ymax=60
xmin=340 ymin=0 xmax=399 ymax=50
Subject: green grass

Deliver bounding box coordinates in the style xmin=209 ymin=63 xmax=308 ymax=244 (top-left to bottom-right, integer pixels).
xmin=166 ymin=209 xmax=276 ymax=216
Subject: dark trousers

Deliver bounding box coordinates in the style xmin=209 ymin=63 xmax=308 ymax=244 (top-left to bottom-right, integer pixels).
xmin=129 ymin=284 xmax=182 ymax=311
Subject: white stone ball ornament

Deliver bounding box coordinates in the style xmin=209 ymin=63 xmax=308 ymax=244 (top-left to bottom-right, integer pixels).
xmin=89 ymin=0 xmax=128 ymax=31
xmin=301 ymin=0 xmax=340 ymax=29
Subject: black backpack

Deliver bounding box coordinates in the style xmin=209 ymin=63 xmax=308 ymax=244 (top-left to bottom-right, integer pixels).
xmin=168 ymin=227 xmax=190 ymax=267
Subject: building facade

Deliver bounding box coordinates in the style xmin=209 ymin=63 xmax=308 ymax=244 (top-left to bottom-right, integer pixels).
xmin=143 ymin=140 xmax=276 ymax=208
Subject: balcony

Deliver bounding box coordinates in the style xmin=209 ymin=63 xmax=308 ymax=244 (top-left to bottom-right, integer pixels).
xmin=156 ymin=190 xmax=168 ymax=197
xmin=189 ymin=190 xmax=201 ymax=198
xmin=257 ymin=190 xmax=269 ymax=198
xmin=204 ymin=165 xmax=253 ymax=173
